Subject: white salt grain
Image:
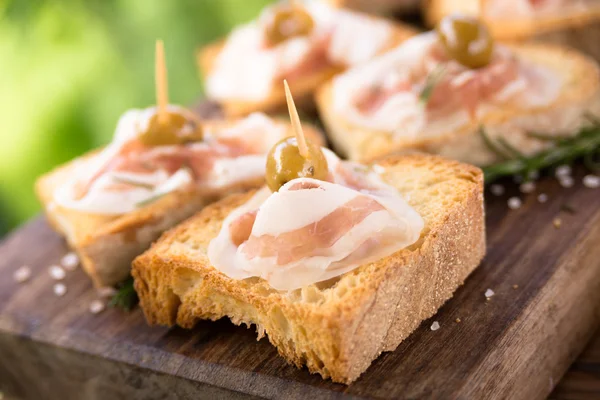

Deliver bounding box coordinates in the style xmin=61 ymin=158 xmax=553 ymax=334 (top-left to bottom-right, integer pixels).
xmin=89 ymin=300 xmax=106 ymax=314
xmin=507 ymin=197 xmax=522 ymax=210
xmin=49 ymin=265 xmax=66 ymax=280
xmin=519 ymin=182 xmax=536 ymax=194
xmin=97 ymin=287 xmax=117 ymax=298
xmin=583 ymin=175 xmax=600 ymax=189
xmin=430 ymin=321 xmax=440 ymax=331
xmin=61 ymin=252 xmax=79 ymax=271
xmin=13 ymin=266 xmax=32 ymax=283
xmin=490 ymin=184 xmax=505 ymax=196
xmin=555 ymin=165 xmax=572 ymax=178
xmin=53 ymin=283 xmax=67 ymax=297
xmin=485 ymin=289 xmax=495 ymax=298
xmin=559 ymin=176 xmax=574 ymax=188
xmin=537 ymin=193 xmax=548 ymax=203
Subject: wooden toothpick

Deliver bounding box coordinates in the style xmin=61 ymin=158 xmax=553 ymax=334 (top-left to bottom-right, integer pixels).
xmin=283 ymin=80 xmax=309 ymax=158
xmin=155 ymin=39 xmax=169 ymax=125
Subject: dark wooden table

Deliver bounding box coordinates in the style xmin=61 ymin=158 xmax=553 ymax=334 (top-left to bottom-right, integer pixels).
xmin=552 ymin=330 xmax=600 ymax=399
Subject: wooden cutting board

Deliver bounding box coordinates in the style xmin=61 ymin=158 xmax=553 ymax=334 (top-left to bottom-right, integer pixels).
xmin=0 ymin=160 xmax=599 ymax=399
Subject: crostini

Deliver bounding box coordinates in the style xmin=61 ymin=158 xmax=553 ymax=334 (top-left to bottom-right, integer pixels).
xmin=316 ymin=15 xmax=600 ymax=165
xmin=424 ymin=0 xmax=600 ymax=40
xmin=36 ymin=43 xmax=322 ymax=288
xmin=199 ymin=0 xmax=418 ymax=117
xmin=133 ymin=82 xmax=485 ymax=384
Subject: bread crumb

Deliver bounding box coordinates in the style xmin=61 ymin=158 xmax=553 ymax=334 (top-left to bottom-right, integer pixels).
xmin=61 ymin=252 xmax=79 ymax=271
xmin=53 ymin=283 xmax=67 ymax=297
xmin=97 ymin=287 xmax=117 ymax=298
xmin=89 ymin=300 xmax=106 ymax=314
xmin=553 ymin=218 xmax=562 ymax=228
xmin=507 ymin=197 xmax=522 ymax=210
xmin=485 ymin=288 xmax=495 ymax=298
xmin=537 ymin=193 xmax=548 ymax=203
xmin=513 ymin=284 xmax=519 ymax=289
xmin=13 ymin=266 xmax=32 ymax=283
xmin=519 ymin=182 xmax=536 ymax=194
xmin=559 ymin=176 xmax=574 ymax=188
xmin=49 ymin=265 xmax=66 ymax=280
xmin=490 ymin=184 xmax=505 ymax=196
xmin=430 ymin=321 xmax=440 ymax=331
xmin=583 ymin=175 xmax=600 ymax=189
xmin=555 ymin=165 xmax=571 ymax=178
xmin=455 ymin=318 xmax=461 ymax=323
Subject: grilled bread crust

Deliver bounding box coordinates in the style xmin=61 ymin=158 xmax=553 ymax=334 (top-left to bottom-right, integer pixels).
xmin=132 ymin=153 xmax=486 ymax=384
xmin=316 ymin=43 xmax=600 ymax=165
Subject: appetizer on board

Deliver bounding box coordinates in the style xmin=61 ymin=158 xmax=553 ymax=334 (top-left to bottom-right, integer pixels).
xmin=425 ymin=0 xmax=600 ymax=40
xmin=132 ymin=81 xmax=486 ymax=384
xmin=198 ymin=0 xmax=418 ymax=117
xmin=316 ymin=14 xmax=600 ymax=165
xmin=325 ymin=0 xmax=420 ymax=15
xmin=35 ymin=43 xmax=323 ymax=288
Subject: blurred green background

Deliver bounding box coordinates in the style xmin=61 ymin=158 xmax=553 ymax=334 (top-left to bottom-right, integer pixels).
xmin=0 ymin=0 xmax=274 ymax=236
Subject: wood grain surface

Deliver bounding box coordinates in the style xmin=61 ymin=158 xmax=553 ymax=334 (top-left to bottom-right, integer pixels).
xmin=0 ymin=164 xmax=599 ymax=400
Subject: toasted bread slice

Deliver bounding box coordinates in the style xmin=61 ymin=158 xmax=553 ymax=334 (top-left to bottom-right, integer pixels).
xmin=424 ymin=0 xmax=600 ymax=40
xmin=316 ymin=43 xmax=600 ymax=165
xmin=326 ymin=0 xmax=420 ymax=14
xmin=132 ymin=154 xmax=485 ymax=384
xmin=36 ymin=120 xmax=323 ymax=288
xmin=198 ymin=17 xmax=418 ymax=118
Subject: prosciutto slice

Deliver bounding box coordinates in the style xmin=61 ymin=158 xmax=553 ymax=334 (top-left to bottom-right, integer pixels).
xmin=332 ymin=32 xmax=561 ymax=138
xmin=206 ymin=1 xmax=394 ymax=102
xmin=54 ymin=110 xmax=288 ymax=215
xmin=208 ymin=151 xmax=424 ymax=291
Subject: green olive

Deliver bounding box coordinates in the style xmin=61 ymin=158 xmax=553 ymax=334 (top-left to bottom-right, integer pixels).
xmin=138 ymin=110 xmax=203 ymax=146
xmin=436 ymin=15 xmax=494 ymax=69
xmin=265 ymin=137 xmax=328 ymax=192
xmin=263 ymin=4 xmax=314 ymax=47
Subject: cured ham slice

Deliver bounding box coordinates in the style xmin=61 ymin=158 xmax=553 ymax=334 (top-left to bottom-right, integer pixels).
xmin=332 ymin=32 xmax=561 ymax=137
xmin=54 ymin=110 xmax=288 ymax=215
xmin=208 ymin=150 xmax=424 ymax=291
xmin=206 ymin=1 xmax=394 ymax=102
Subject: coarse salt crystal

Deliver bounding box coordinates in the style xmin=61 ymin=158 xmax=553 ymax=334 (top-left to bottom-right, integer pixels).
xmin=583 ymin=175 xmax=600 ymax=189
xmin=49 ymin=265 xmax=66 ymax=280
xmin=507 ymin=197 xmax=522 ymax=210
xmin=14 ymin=266 xmax=32 ymax=283
xmin=61 ymin=252 xmax=79 ymax=271
xmin=537 ymin=193 xmax=548 ymax=203
xmin=555 ymin=165 xmax=571 ymax=178
xmin=89 ymin=300 xmax=106 ymax=314
xmin=519 ymin=182 xmax=536 ymax=194
xmin=53 ymin=283 xmax=67 ymax=297
xmin=430 ymin=321 xmax=440 ymax=331
xmin=97 ymin=287 xmax=117 ymax=298
xmin=485 ymin=289 xmax=495 ymax=298
xmin=559 ymin=176 xmax=574 ymax=188
xmin=490 ymin=184 xmax=504 ymax=196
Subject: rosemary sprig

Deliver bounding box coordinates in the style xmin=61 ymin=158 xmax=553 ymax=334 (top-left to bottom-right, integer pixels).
xmin=109 ymin=276 xmax=139 ymax=311
xmin=419 ymin=66 xmax=446 ymax=105
xmin=482 ymin=124 xmax=600 ymax=184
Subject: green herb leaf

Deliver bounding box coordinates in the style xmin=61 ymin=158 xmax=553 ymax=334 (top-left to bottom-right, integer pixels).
xmin=482 ymin=124 xmax=600 ymax=184
xmin=419 ymin=66 xmax=446 ymax=105
xmin=109 ymin=276 xmax=138 ymax=311
xmin=135 ymin=192 xmax=166 ymax=208
xmin=112 ymin=175 xmax=155 ymax=190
